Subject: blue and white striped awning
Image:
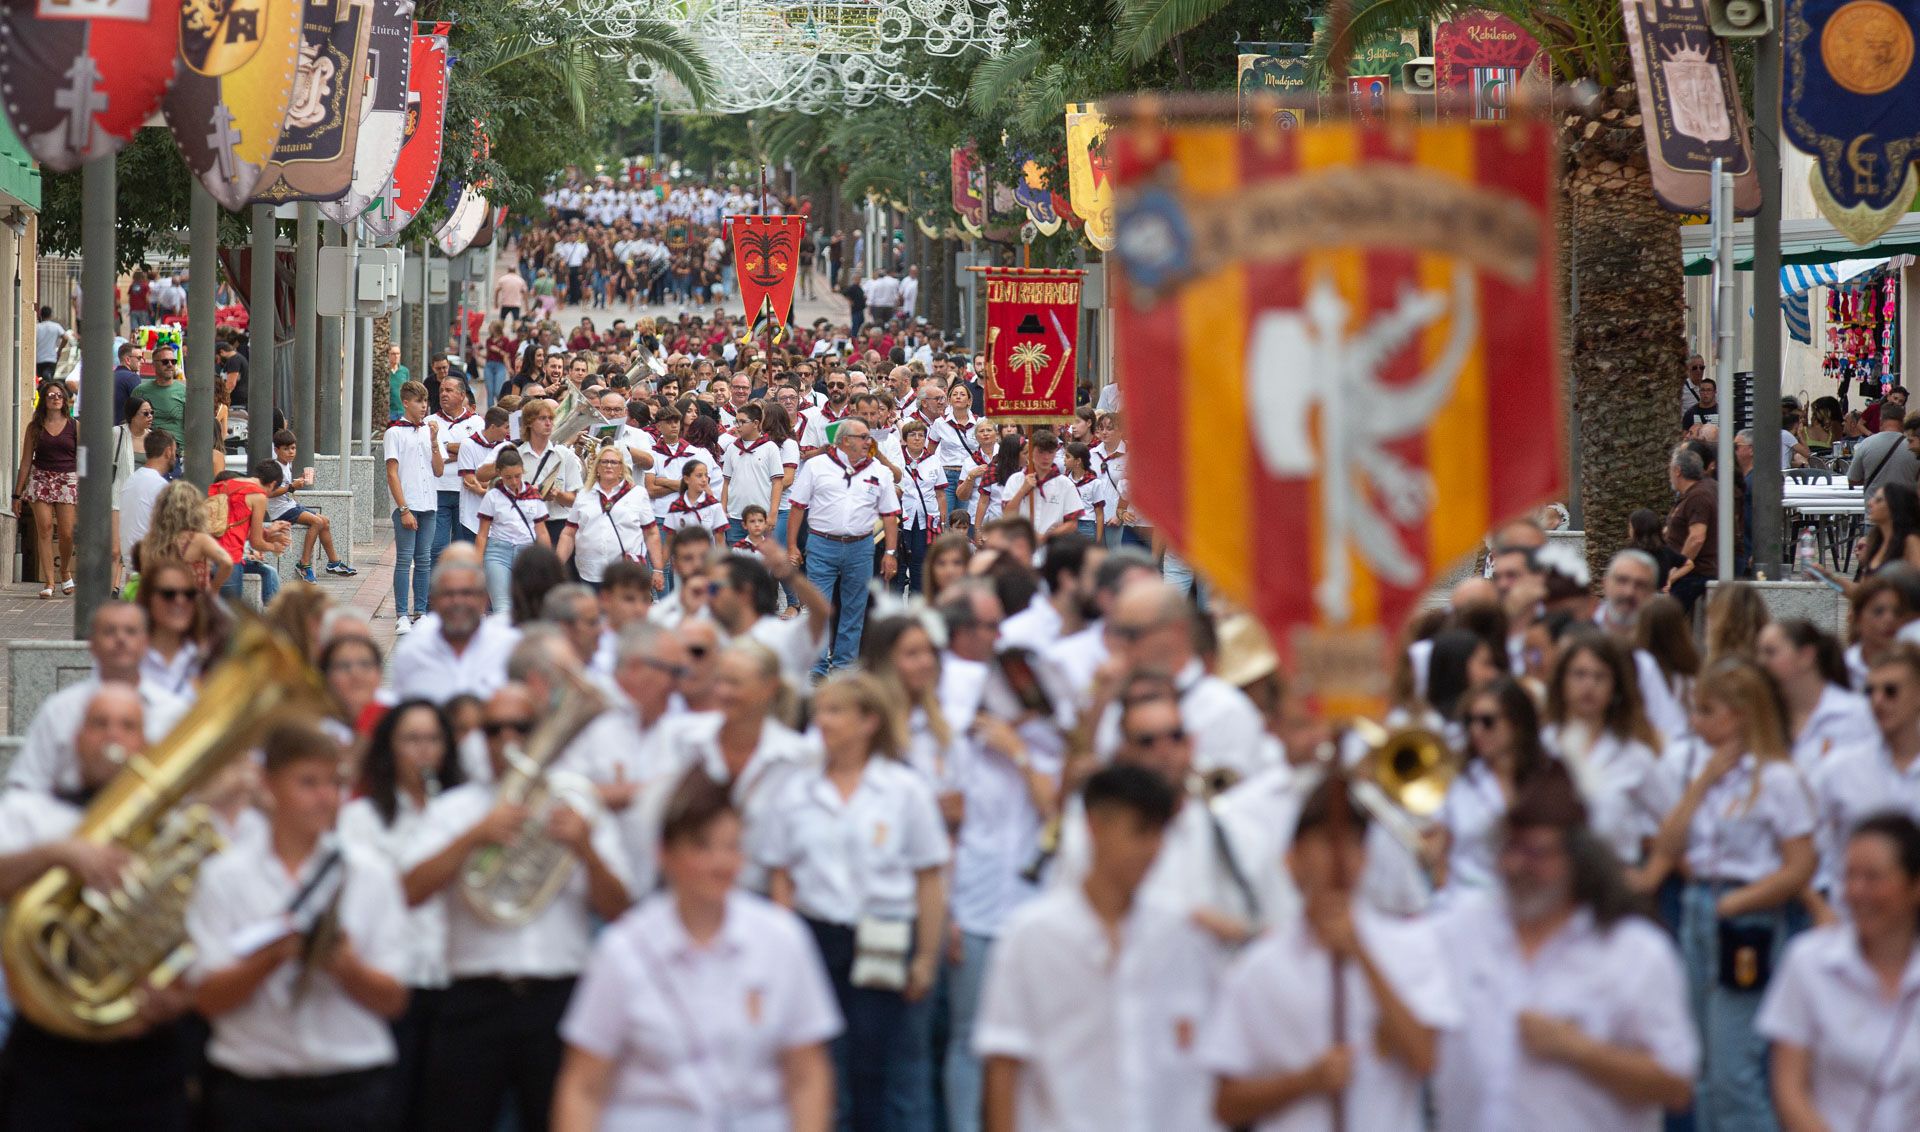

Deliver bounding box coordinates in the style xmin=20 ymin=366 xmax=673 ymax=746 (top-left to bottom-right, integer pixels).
xmin=1781 ymin=258 xmax=1890 ymax=344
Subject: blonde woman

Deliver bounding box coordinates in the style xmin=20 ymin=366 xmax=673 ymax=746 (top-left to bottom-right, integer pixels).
xmin=1704 ymin=581 xmax=1771 ymax=665
xmin=137 ymin=479 xmax=233 ymax=594
xmin=1647 ymin=659 xmax=1816 ymax=1132
xmin=555 ymin=445 xmax=663 ymax=588
xmin=760 ymin=671 xmax=949 ymax=1132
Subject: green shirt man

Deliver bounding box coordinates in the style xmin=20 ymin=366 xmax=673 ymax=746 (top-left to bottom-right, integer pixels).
xmin=132 ymin=345 xmax=186 ymax=444
xmin=386 ymin=343 xmax=410 ymax=419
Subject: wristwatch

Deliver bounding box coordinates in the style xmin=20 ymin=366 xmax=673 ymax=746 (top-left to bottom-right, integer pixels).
xmin=884 ymin=548 xmax=897 ymax=556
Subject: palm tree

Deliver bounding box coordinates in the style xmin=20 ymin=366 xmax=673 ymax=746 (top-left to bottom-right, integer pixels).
xmin=472 ymin=18 xmax=716 ymax=128
xmin=1111 ymin=0 xmax=1687 ymax=573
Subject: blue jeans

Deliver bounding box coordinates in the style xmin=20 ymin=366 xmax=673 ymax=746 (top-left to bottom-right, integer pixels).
xmin=483 ymin=361 xmax=508 ymax=403
xmin=431 ymin=490 xmax=462 ymax=573
xmin=726 ymin=518 xmax=748 ymax=546
xmin=483 ymin=539 xmax=521 ymax=615
xmin=1680 ymin=882 xmax=1783 ymax=1132
xmin=1077 ymin=518 xmax=1098 ymax=541
xmin=807 ymin=918 xmax=924 ymax=1132
xmin=897 ymin=524 xmax=931 ymax=594
xmin=219 ymin=560 xmax=280 ymax=607
xmin=393 ymin=508 xmax=436 ymax=617
xmin=942 ymin=932 xmax=994 ymax=1132
xmin=806 ymin=532 xmax=874 ymax=675
xmin=773 ymin=511 xmax=797 ymax=608
xmin=944 ymin=468 xmax=961 ymax=521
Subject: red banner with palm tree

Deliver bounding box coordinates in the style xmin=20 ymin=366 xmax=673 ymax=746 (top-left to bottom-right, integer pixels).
xmin=729 ymin=214 xmax=805 ymax=332
xmin=980 ymin=267 xmax=1084 ymax=424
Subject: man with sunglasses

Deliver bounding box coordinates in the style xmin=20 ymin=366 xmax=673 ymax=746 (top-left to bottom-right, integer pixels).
xmin=1808 ymin=644 xmax=1920 ymax=919
xmin=797 ymin=373 xmax=852 ymax=460
xmin=133 ymin=343 xmax=186 ymax=453
xmin=404 ymin=681 xmax=633 ymax=1132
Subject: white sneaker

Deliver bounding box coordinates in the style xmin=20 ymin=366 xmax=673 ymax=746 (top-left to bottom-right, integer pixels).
xmin=395 ymin=615 xmax=413 ymax=636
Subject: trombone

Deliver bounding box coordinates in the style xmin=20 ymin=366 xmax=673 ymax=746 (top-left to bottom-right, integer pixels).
xmin=1325 ymin=717 xmax=1457 ymax=855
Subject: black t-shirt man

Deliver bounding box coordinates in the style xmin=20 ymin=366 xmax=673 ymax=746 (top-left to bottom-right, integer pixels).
xmin=219 ymin=347 xmax=249 ymax=409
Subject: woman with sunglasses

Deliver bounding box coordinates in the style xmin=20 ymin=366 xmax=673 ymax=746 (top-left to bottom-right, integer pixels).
xmin=341 ymin=698 xmax=467 ymax=1131
xmin=1436 ymin=678 xmax=1554 ymax=894
xmin=1757 ymin=619 xmax=1877 ymax=771
xmin=1760 ymin=813 xmax=1920 ymax=1132
xmin=557 ymin=446 xmax=664 ymax=591
xmin=109 ymin=393 xmax=153 ymax=589
xmin=138 ymin=555 xmax=219 ymax=698
xmin=15 ymin=380 xmax=79 ymax=598
xmin=1645 ymin=659 xmax=1816 ymax=1132
xmin=1540 ymin=630 xmax=1678 ymax=871
xmin=553 ymin=770 xmax=839 ymax=1132
xmin=761 ymin=672 xmax=950 ymax=1132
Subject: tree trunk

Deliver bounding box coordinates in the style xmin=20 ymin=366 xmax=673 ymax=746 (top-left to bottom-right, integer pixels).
xmin=1562 ymin=83 xmax=1687 ymax=579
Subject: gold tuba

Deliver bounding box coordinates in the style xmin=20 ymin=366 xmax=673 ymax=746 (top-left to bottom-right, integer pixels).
xmin=1 ymin=621 xmax=329 ymax=1040
xmin=459 ymin=666 xmax=608 ymax=927
xmin=1338 ymin=717 xmax=1458 ymax=851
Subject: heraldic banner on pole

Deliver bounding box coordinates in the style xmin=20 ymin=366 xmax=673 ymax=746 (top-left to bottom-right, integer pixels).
xmin=978 ymin=267 xmax=1085 ymax=425
xmin=730 ymin=214 xmax=807 ymax=331
xmin=1111 ymin=118 xmax=1564 ymax=702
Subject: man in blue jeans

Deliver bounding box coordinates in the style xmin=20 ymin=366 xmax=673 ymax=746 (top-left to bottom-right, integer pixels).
xmin=785 ymin=419 xmax=899 ymax=675
xmin=384 ymin=381 xmax=444 ymax=635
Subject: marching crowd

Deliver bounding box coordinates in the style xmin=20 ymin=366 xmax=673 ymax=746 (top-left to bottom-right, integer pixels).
xmin=1 ymin=191 xmax=1918 ymax=1132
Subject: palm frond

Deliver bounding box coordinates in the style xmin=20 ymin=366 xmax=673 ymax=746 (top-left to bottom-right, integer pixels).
xmin=1110 ymin=0 xmax=1234 ymax=65
xmin=621 ymin=21 xmax=717 ymax=108
xmin=966 ymin=41 xmax=1045 ymax=114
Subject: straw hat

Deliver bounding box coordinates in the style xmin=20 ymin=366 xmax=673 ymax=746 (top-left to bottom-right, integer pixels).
xmin=1214 ymin=613 xmax=1279 ymax=689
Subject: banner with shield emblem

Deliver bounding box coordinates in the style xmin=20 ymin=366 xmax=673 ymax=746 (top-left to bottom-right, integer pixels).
xmin=1784 ymin=0 xmax=1920 ymax=243
xmin=254 ymin=0 xmax=374 ymax=202
xmin=1064 ymin=103 xmax=1115 ymax=251
xmin=1620 ymin=0 xmax=1760 ymax=215
xmin=164 ymin=0 xmax=304 ymax=209
xmin=320 ymin=0 xmax=412 ymax=224
xmin=0 ymin=0 xmax=184 ymax=171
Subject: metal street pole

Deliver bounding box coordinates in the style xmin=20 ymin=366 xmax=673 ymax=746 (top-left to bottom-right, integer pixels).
xmin=249 ymin=205 xmax=277 ymax=472
xmin=339 ymin=223 xmax=358 ymax=462
xmin=418 ymin=237 xmax=429 ymax=380
xmin=293 ymin=203 xmax=318 ymax=465
xmin=74 ymin=156 xmax=115 ymax=634
xmin=185 ymin=181 xmax=218 ymax=486
xmin=1751 ymin=27 xmax=1785 ymax=574
xmin=317 ymin=220 xmax=341 ymax=455
xmin=1714 ymin=161 xmax=1736 ymax=582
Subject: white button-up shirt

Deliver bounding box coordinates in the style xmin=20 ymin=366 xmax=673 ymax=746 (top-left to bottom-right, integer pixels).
xmin=389 ymin=616 xmax=522 ymax=705
xmin=457 ymin=435 xmax=515 ymax=532
xmin=383 ymin=420 xmax=440 ymax=514
xmin=338 ymin=794 xmax=450 ymax=989
xmin=897 ymin=449 xmax=946 ymax=532
xmin=0 ymin=790 xmax=80 ymax=855
xmin=1004 ymin=467 xmax=1086 ymax=537
xmin=949 ymin=730 xmax=1057 ymax=938
xmin=7 ymin=675 xmax=188 ymax=795
xmin=519 ymin=439 xmax=583 ymax=503
xmin=1671 ymin=747 xmax=1817 ymax=884
xmin=1440 ymin=759 xmax=1512 ymax=893
xmin=1793 ymin=683 xmax=1879 ymax=771
xmin=186 ymin=840 xmax=411 ymax=1077
xmin=477 ymin=483 xmax=550 ymax=548
xmin=1811 ymin=739 xmax=1920 ymax=900
xmin=1758 ymin=924 xmax=1920 ymax=1132
xmin=787 ymin=451 xmax=900 ymax=538
xmin=559 ymin=891 xmax=843 ymax=1132
xmin=1051 ymin=794 xmax=1259 ymax=935
xmin=139 ymin=641 xmax=202 ymax=701
xmin=434 ymin=410 xmax=484 ymax=492
xmin=738 ymin=614 xmax=827 ymax=696
xmin=1432 ymin=893 xmax=1698 ymax=1132
xmin=756 ymin=756 xmax=950 ymax=925
xmin=721 ymin=436 xmax=784 ymax=519
xmin=567 ymin=483 xmax=659 ymax=583
xmin=1197 ymin=902 xmax=1462 ymax=1132
xmin=1542 ymin=724 xmax=1680 ymax=866
xmin=974 ymin=885 xmax=1222 ymax=1132
xmin=403 ymin=779 xmax=634 ymax=979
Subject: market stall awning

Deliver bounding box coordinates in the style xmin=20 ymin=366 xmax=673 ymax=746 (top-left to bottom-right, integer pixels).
xmin=0 ymin=104 xmax=38 ymax=211
xmin=1682 ymin=214 xmax=1920 ymax=274
xmin=1781 ymin=258 xmax=1895 ymax=343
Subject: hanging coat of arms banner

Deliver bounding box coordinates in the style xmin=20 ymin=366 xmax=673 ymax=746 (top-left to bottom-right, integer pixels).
xmin=982 ymin=267 xmax=1084 ymax=424
xmin=434 ymin=181 xmax=487 ymax=255
xmin=1010 ymin=148 xmax=1062 ymax=234
xmin=1620 ymin=0 xmax=1761 ymax=215
xmin=320 ymin=0 xmax=411 ymax=224
xmin=1784 ymin=0 xmax=1920 ymax=244
xmin=0 ymin=0 xmax=184 ymax=171
xmin=730 ymin=214 xmax=806 ymax=331
xmin=253 ymin=0 xmax=372 ymax=202
xmin=163 ymin=0 xmax=303 ymax=210
xmin=1434 ymin=10 xmax=1548 ymax=121
xmin=1110 ymin=118 xmax=1564 ymax=701
xmin=1064 ymin=103 xmax=1115 ymax=252
xmin=365 ymin=22 xmax=448 ymax=238
xmin=1235 ymin=44 xmax=1314 ymax=129
xmin=951 ymin=146 xmax=985 ymax=236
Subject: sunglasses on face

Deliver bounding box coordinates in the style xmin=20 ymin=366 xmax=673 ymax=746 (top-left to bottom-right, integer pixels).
xmin=152 ymin=586 xmax=195 ymax=602
xmin=482 ymin=719 xmax=535 ymax=738
xmin=639 ymin=657 xmax=689 ymax=680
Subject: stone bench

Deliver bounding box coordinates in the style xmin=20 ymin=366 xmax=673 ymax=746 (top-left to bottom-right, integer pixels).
xmin=296 ymin=489 xmax=366 ymax=555
xmin=0 ymin=735 xmax=21 ymax=780
xmin=313 ymin=453 xmax=390 ymax=542
xmin=1704 ymin=578 xmax=1847 ymax=638
xmin=7 ymin=640 xmax=90 ymax=737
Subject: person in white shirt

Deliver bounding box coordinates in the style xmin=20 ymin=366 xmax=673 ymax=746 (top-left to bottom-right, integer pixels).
xmin=553 ymin=770 xmax=840 ymax=1131
xmin=1758 ymin=619 xmax=1879 ymax=771
xmin=7 ymin=602 xmax=189 ymax=795
xmin=337 ymin=699 xmax=472 ymax=1128
xmin=1436 ymin=678 xmax=1558 ymax=894
xmin=661 ymin=459 xmax=729 ymax=542
xmin=430 ymin=376 xmax=485 ymax=569
xmin=1432 ymin=771 xmax=1697 ymax=1132
xmin=558 ymin=446 xmax=665 ymax=588
xmin=706 ymin=552 xmax=831 ymax=695
xmin=517 ymin=398 xmax=583 ymax=547
xmin=561 ymin=620 xmax=692 ymax=858
xmin=1644 ymin=659 xmax=1817 ymax=1132
xmin=455 ymin=406 xmax=515 ymax=545
xmin=402 ymin=682 xmax=635 ymax=1132
xmin=895 ymin=418 xmax=948 ymax=593
xmin=0 ymin=685 xmax=198 ymax=1130
xmin=760 ymin=672 xmax=951 ymax=1131
xmin=977 ymin=763 xmax=1219 ymax=1132
xmin=1809 ymin=645 xmax=1920 ymax=916
xmin=187 ymin=723 xmax=411 ymax=1131
xmin=1002 ymin=433 xmax=1086 ymax=547
xmin=385 ymin=381 xmax=446 ymax=628
xmin=1200 ymin=775 xmax=1460 ymax=1132
xmin=475 ymin=448 xmax=553 ymax=614
xmin=1538 ymin=631 xmax=1678 ymax=868
xmin=1759 ymin=813 xmax=1920 ymax=1132
xmin=721 ymin=404 xmax=785 ymax=544
xmin=390 ymin=557 xmax=524 ymax=704
xmin=118 ymin=428 xmax=175 ymax=569
xmin=785 ymin=419 xmax=901 ymax=675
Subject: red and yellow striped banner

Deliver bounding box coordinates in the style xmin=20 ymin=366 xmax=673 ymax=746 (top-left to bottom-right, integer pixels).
xmin=1112 ymin=118 xmax=1564 ymax=699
